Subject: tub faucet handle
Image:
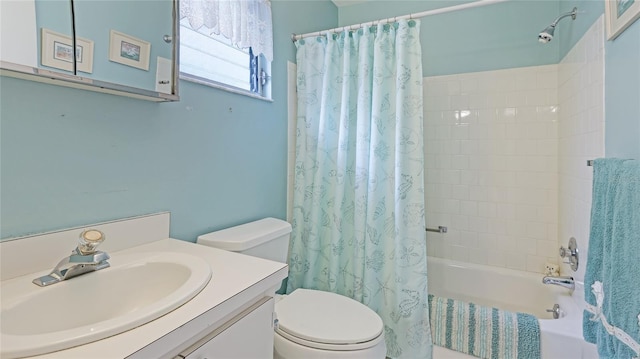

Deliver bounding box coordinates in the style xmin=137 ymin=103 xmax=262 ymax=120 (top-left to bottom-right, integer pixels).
xmin=545 ymin=304 xmax=561 ymax=319
xmin=559 ymin=237 xmax=579 ymax=271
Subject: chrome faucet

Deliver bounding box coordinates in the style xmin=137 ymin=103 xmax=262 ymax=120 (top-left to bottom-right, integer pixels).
xmin=542 ymin=275 xmax=575 ymax=290
xmin=33 ymin=229 xmax=110 ymax=287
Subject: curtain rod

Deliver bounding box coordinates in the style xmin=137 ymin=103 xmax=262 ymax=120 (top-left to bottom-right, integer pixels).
xmin=291 ymin=0 xmax=510 ymax=42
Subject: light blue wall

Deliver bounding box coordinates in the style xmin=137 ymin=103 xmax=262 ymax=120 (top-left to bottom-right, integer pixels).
xmin=338 ymin=0 xmax=561 ymax=76
xmin=557 ymin=0 xmax=640 ymax=160
xmin=0 ymin=0 xmax=338 ymax=240
xmin=340 ymin=0 xmax=639 ymax=158
xmin=604 ymin=20 xmax=640 ymax=160
xmin=35 ymin=0 xmax=72 ymax=36
xmin=4 ymin=0 xmax=637 ymax=241
xmin=557 ymin=0 xmax=604 ymax=60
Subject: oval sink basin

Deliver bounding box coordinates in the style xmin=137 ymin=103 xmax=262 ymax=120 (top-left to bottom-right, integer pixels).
xmin=0 ymin=251 xmax=212 ymax=358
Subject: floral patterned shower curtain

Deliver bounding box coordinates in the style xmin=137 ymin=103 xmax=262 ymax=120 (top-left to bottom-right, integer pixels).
xmin=288 ymin=19 xmax=432 ymax=359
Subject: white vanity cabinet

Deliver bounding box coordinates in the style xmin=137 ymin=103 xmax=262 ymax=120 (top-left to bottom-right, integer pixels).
xmin=176 ymin=297 xmax=275 ymax=359
xmin=0 ymin=213 xmax=288 ymax=359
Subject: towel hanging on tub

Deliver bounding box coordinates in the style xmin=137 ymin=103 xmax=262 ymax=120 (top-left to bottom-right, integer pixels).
xmin=428 ymin=294 xmax=540 ymax=359
xmin=583 ymin=158 xmax=640 ymax=358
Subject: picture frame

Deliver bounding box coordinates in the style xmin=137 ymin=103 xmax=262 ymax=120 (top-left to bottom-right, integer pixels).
xmin=605 ymin=0 xmax=640 ymax=40
xmin=41 ymin=28 xmax=94 ymax=73
xmin=109 ymin=30 xmax=151 ymax=71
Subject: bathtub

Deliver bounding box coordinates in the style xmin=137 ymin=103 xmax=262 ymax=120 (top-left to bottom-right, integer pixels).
xmin=426 ymin=257 xmax=598 ymax=359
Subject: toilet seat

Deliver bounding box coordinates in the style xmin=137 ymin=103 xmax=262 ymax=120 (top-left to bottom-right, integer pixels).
xmin=275 ymin=289 xmax=384 ymax=351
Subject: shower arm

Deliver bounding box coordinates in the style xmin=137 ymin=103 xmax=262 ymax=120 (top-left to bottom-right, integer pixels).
xmin=550 ymin=7 xmax=577 ymax=28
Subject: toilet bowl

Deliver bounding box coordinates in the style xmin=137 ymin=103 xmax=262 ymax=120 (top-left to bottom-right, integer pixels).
xmin=274 ymin=288 xmax=386 ymax=359
xmin=197 ymin=218 xmax=387 ymax=359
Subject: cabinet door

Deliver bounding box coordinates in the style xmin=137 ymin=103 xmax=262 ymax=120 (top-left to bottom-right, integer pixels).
xmin=182 ymin=297 xmax=275 ymax=359
xmin=73 ymin=0 xmax=174 ymax=93
xmin=0 ymin=0 xmax=178 ymax=101
xmin=1 ymin=0 xmax=75 ymax=69
xmin=0 ymin=0 xmax=38 ymax=67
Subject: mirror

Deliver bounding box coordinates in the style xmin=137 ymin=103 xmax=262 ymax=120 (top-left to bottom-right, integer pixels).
xmin=0 ymin=0 xmax=178 ymax=102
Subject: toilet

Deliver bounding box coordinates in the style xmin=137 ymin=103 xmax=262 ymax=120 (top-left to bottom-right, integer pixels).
xmin=197 ymin=218 xmax=387 ymax=359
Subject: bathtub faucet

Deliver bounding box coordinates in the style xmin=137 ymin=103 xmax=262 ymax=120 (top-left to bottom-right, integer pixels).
xmin=542 ymin=275 xmax=575 ymax=290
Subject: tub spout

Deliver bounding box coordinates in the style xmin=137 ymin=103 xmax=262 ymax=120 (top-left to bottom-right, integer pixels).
xmin=542 ymin=275 xmax=575 ymax=290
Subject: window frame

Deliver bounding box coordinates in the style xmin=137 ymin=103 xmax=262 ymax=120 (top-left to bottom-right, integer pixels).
xmin=178 ymin=20 xmax=272 ymax=101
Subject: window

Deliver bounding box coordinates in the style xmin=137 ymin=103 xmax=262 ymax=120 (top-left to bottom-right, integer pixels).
xmin=179 ymin=0 xmax=273 ymax=99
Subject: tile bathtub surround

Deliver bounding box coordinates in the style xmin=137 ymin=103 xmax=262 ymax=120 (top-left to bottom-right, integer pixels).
xmin=557 ymin=16 xmax=605 ymax=283
xmin=424 ymin=65 xmax=560 ymax=274
xmin=424 ymin=16 xmax=606 ymax=276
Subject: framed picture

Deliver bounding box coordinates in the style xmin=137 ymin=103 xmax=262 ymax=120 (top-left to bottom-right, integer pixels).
xmin=41 ymin=28 xmax=94 ymax=73
xmin=109 ymin=30 xmax=151 ymax=71
xmin=605 ymin=0 xmax=640 ymax=40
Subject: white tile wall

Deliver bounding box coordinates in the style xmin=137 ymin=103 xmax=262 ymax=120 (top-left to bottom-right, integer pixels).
xmin=557 ymin=16 xmax=605 ymax=282
xmin=423 ymin=17 xmax=605 ymax=276
xmin=424 ymin=64 xmax=561 ymax=273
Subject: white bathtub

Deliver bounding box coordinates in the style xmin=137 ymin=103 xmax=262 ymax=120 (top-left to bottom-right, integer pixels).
xmin=427 ymin=257 xmax=598 ymax=359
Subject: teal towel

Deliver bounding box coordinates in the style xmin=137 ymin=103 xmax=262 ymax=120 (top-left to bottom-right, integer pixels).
xmin=428 ymin=294 xmax=540 ymax=359
xmin=583 ymin=158 xmax=640 ymax=358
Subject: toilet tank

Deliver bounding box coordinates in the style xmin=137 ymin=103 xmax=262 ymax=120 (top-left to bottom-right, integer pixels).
xmin=196 ymin=218 xmax=292 ymax=263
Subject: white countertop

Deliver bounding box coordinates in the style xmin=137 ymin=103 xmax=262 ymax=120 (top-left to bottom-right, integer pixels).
xmin=25 ymin=238 xmax=288 ymax=358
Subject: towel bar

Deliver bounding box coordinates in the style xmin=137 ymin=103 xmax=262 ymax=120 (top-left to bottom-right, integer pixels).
xmin=426 ymin=226 xmax=448 ymax=233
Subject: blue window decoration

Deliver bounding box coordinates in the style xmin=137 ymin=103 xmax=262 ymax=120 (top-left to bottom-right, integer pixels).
xmin=250 ymin=47 xmax=259 ymax=93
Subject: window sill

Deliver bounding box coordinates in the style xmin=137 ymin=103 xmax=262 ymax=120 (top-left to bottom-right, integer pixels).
xmin=180 ymin=73 xmax=273 ymax=102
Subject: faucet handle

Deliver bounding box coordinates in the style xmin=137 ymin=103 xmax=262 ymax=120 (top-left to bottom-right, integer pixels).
xmin=559 ymin=237 xmax=579 ymax=271
xmin=558 ymin=246 xmax=569 ymax=258
xmin=546 ymin=304 xmax=561 ymax=319
xmin=77 ymin=229 xmax=106 ymax=255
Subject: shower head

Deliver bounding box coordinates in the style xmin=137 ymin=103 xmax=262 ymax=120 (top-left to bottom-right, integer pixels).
xmin=538 ymin=7 xmax=577 ymax=43
xmin=538 ymin=25 xmax=555 ymax=43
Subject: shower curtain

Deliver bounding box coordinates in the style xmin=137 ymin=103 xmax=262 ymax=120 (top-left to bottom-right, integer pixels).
xmin=288 ymin=19 xmax=432 ymax=359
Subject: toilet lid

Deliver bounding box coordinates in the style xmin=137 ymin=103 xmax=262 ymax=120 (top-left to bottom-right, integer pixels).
xmin=275 ymin=289 xmax=383 ymax=346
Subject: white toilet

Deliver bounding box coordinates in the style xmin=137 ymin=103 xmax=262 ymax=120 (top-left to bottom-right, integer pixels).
xmin=197 ymin=218 xmax=387 ymax=359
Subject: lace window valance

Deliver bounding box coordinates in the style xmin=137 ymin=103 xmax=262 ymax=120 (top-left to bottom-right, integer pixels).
xmin=180 ymin=0 xmax=273 ymax=62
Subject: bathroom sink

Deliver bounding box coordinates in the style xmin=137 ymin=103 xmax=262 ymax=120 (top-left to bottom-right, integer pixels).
xmin=0 ymin=251 xmax=212 ymax=358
